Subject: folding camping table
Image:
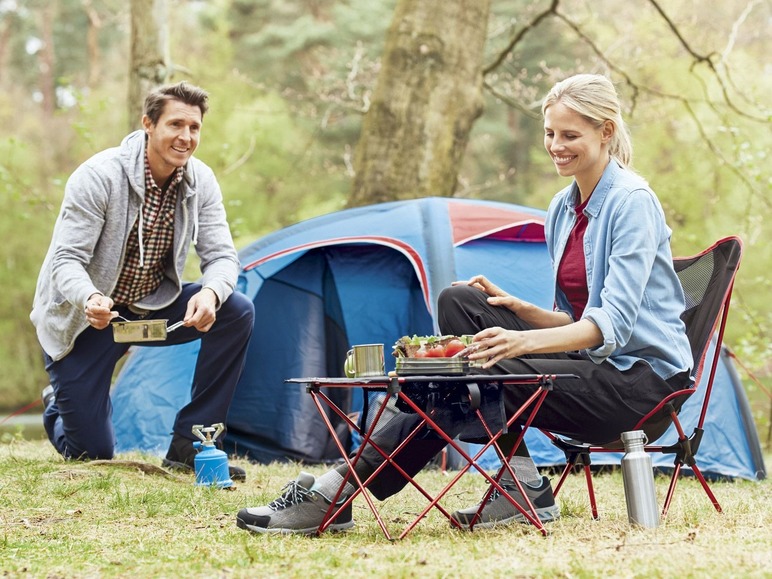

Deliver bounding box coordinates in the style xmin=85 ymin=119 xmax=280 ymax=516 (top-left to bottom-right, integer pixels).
xmin=286 ymin=372 xmax=576 ymax=540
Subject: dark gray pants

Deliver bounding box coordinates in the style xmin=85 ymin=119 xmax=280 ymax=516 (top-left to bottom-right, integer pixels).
xmin=344 ymin=284 xmax=684 ymax=500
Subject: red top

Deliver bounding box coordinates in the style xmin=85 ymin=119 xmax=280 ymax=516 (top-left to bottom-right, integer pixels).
xmin=557 ymin=195 xmax=590 ymax=320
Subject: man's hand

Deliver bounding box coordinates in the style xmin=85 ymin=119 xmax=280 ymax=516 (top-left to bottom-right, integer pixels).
xmin=183 ymin=287 xmax=219 ymax=332
xmin=84 ymin=293 xmax=117 ymax=329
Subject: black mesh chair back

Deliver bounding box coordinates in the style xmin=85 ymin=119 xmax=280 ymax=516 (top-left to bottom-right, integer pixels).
xmin=676 ymin=236 xmax=743 ymax=393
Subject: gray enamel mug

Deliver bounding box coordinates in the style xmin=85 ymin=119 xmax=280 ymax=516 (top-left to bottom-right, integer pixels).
xmin=344 ymin=344 xmax=385 ymax=378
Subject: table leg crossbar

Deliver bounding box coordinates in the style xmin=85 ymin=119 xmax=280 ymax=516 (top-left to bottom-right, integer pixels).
xmin=309 ymin=388 xmax=457 ymax=539
xmin=304 ymin=375 xmax=556 ymax=539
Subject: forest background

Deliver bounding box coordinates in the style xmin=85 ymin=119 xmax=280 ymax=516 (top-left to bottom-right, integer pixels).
xmin=0 ymin=0 xmax=769 ymax=444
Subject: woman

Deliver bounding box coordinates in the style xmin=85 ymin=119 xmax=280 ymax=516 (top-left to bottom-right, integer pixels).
xmin=236 ymin=74 xmax=692 ymax=534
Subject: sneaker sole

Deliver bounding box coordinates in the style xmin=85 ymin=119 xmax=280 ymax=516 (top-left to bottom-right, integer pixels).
xmin=236 ymin=516 xmax=354 ymax=535
xmin=452 ymin=504 xmax=561 ymax=530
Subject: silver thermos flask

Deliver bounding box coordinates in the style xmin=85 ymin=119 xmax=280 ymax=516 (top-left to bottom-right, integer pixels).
xmin=620 ymin=430 xmax=660 ymax=528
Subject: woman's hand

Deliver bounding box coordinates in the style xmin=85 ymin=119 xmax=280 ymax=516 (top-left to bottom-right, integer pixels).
xmin=453 ymin=274 xmax=526 ymax=315
xmin=467 ymin=320 xmax=604 ymax=368
xmin=466 ymin=326 xmax=530 ymax=369
xmin=453 ymin=274 xmax=506 ymax=297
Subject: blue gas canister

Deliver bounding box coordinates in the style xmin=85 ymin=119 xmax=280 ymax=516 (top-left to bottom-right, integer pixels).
xmin=192 ymin=423 xmax=233 ymax=489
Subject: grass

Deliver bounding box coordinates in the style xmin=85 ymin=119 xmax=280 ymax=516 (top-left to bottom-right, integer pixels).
xmin=0 ymin=437 xmax=769 ymax=578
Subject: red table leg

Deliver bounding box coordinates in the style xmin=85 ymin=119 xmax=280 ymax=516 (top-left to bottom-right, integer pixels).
xmin=288 ymin=374 xmax=570 ymax=539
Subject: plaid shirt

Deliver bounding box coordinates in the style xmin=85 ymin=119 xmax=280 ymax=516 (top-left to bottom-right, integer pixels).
xmin=112 ymin=156 xmax=183 ymax=305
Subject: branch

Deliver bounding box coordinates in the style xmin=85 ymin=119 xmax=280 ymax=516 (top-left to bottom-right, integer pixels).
xmin=552 ymin=12 xmax=641 ymax=112
xmin=677 ymin=96 xmax=770 ymax=210
xmin=223 ymin=134 xmax=257 ymax=176
xmin=646 ymin=0 xmax=766 ymax=122
xmin=552 ymin=8 xmax=768 ymax=208
xmin=720 ymin=0 xmax=759 ymax=62
xmin=482 ymin=80 xmax=541 ymax=119
xmin=717 ymin=0 xmax=765 ymax=111
xmin=647 ymin=0 xmax=714 ymax=64
xmin=482 ymin=0 xmax=560 ymax=76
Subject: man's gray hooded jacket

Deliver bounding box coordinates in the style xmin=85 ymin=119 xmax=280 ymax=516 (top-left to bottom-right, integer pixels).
xmin=30 ymin=130 xmax=240 ymax=361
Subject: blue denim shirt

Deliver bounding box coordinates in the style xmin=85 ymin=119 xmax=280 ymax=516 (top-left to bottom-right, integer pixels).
xmin=544 ymin=160 xmax=693 ymax=381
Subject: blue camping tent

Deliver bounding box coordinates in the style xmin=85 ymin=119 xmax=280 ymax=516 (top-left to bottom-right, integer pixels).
xmin=111 ymin=197 xmax=765 ymax=480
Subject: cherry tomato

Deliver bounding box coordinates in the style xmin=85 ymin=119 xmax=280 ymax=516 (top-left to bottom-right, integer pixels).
xmin=443 ymin=339 xmax=465 ymax=357
xmin=414 ymin=345 xmax=430 ymax=358
xmin=425 ymin=344 xmax=445 ymax=358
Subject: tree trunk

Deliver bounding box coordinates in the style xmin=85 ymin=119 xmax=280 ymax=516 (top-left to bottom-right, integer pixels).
xmin=37 ymin=0 xmax=57 ymax=119
xmin=348 ymin=0 xmax=491 ymax=208
xmin=128 ymin=0 xmax=170 ymax=131
xmin=82 ymin=0 xmax=102 ymax=87
xmin=0 ymin=12 xmax=14 ymax=86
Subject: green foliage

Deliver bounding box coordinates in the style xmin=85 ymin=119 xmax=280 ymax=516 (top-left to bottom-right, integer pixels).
xmin=198 ymin=80 xmax=351 ymax=241
xmin=4 ymin=0 xmax=127 ymax=97
xmin=226 ymin=0 xmax=394 ymax=89
xmin=0 ymin=132 xmax=62 ymax=408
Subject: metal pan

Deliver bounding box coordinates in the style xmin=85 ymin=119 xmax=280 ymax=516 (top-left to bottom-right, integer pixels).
xmin=395 ymin=357 xmax=470 ymax=376
xmin=111 ymin=319 xmax=185 ymax=343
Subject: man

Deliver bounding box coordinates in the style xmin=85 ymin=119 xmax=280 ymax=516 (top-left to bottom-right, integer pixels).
xmin=31 ymin=81 xmax=254 ymax=479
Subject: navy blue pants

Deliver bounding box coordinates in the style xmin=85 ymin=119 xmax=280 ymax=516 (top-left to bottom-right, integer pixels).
xmin=42 ymin=283 xmax=255 ymax=460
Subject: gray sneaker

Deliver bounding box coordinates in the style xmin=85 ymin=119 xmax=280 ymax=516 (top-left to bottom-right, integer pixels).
xmin=236 ymin=472 xmax=354 ymax=535
xmin=451 ymin=475 xmax=560 ymax=529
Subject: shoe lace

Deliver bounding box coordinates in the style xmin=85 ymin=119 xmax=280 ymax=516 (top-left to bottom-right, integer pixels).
xmin=269 ymin=479 xmax=314 ymax=510
xmin=486 ymin=482 xmax=518 ymax=503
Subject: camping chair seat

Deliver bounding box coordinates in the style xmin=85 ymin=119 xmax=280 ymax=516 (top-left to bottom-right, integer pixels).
xmin=542 ymin=236 xmax=743 ymax=520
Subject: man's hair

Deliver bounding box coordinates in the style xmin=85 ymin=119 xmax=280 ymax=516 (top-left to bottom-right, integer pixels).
xmin=143 ymin=81 xmax=209 ymax=125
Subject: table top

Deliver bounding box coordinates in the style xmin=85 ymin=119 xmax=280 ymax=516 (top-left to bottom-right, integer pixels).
xmin=286 ymin=373 xmax=577 ymax=386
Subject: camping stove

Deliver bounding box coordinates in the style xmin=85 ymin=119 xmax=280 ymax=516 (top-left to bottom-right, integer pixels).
xmin=192 ymin=423 xmax=233 ymax=489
